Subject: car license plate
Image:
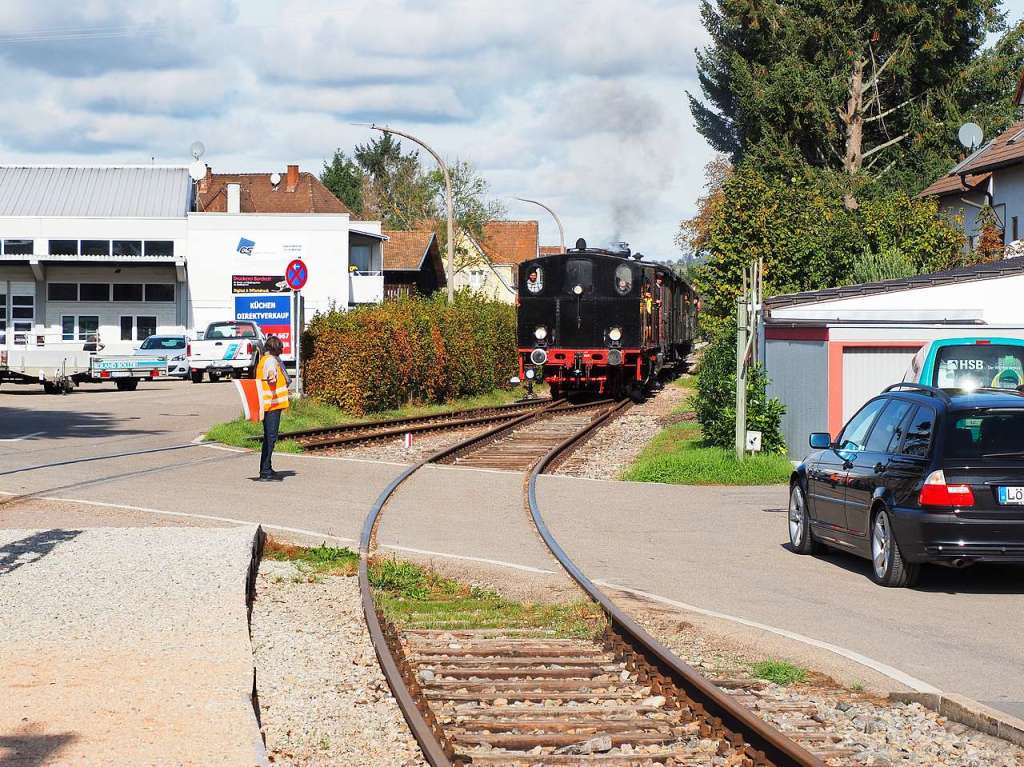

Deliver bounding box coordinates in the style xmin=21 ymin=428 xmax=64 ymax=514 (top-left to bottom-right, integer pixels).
xmin=110 ymin=371 xmax=130 ymax=378
xmin=998 ymin=486 xmax=1024 ymax=505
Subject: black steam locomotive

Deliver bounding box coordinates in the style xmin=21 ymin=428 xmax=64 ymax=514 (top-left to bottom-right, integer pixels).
xmin=517 ymin=239 xmax=698 ymax=399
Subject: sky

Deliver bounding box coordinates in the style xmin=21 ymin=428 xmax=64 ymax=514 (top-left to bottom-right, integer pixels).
xmin=1 ymin=0 xmax=1023 ymax=259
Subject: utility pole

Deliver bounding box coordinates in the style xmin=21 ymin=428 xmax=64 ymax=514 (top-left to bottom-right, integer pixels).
xmin=368 ymin=124 xmax=455 ymax=304
xmin=735 ymin=260 xmax=762 ymax=460
xmin=515 ymin=197 xmax=565 ymax=252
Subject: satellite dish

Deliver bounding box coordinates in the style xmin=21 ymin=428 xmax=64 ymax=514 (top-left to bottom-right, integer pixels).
xmin=190 ymin=140 xmax=206 ymax=160
xmin=270 ymin=172 xmax=282 ymax=186
xmin=958 ymin=123 xmax=984 ymax=151
xmin=188 ymin=160 xmax=207 ymax=182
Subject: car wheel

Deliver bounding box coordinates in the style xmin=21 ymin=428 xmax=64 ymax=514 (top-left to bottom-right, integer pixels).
xmin=871 ymin=507 xmax=919 ymax=587
xmin=788 ymin=483 xmax=820 ymax=554
xmin=190 ymin=371 xmax=203 ymax=384
xmin=209 ymin=372 xmax=221 ymax=383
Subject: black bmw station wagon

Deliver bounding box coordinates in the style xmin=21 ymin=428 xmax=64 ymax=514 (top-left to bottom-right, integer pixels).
xmin=789 ymin=383 xmax=1024 ymax=586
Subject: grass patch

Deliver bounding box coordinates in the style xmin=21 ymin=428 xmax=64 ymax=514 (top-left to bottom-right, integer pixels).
xmin=621 ymin=417 xmax=792 ymax=486
xmin=204 ymin=385 xmax=547 ymax=451
xmin=369 ymin=556 xmax=605 ymax=639
xmin=750 ymin=659 xmax=808 ymax=686
xmin=264 ymin=537 xmax=359 ymax=576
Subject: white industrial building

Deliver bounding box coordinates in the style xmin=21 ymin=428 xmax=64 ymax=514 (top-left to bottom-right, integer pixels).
xmin=0 ymin=165 xmax=384 ymax=361
xmin=761 ymin=258 xmax=1024 ymax=457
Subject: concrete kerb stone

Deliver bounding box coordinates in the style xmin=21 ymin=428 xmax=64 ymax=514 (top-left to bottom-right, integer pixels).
xmin=889 ymin=692 xmax=1024 ymax=748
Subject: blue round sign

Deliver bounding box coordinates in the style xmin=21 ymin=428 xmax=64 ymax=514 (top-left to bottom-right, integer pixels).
xmin=285 ymin=259 xmax=308 ymax=291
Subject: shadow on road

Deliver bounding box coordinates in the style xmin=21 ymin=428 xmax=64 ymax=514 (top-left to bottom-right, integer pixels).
xmin=0 ymin=529 xmax=81 ymax=576
xmin=780 ymin=541 xmax=1024 ymax=594
xmin=0 ymin=405 xmax=161 ymax=441
xmin=0 ymin=729 xmax=77 ymax=767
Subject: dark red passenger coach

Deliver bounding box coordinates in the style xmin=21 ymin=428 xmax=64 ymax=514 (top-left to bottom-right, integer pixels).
xmin=516 ymin=239 xmax=698 ymax=399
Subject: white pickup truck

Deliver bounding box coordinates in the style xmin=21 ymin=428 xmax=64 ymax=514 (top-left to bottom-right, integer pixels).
xmin=187 ymin=321 xmax=265 ymax=383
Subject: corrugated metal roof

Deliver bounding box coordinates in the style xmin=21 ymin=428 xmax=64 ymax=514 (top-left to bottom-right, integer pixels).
xmin=0 ymin=166 xmax=192 ymax=218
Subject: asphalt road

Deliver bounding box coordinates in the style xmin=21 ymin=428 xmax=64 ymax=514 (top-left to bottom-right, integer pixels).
xmin=1 ymin=379 xmax=1021 ymax=719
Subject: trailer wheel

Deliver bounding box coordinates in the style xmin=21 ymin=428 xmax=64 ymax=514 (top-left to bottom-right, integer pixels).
xmin=209 ymin=372 xmax=221 ymax=383
xmin=116 ymin=380 xmax=139 ymax=392
xmin=43 ymin=382 xmax=58 ymax=395
xmin=190 ymin=371 xmax=204 ymax=384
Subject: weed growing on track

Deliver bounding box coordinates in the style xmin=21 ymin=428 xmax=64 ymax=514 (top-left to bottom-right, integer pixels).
xmin=750 ymin=659 xmax=808 ymax=686
xmin=264 ymin=538 xmax=359 ymax=577
xmin=204 ymin=385 xmax=547 ymax=451
xmin=369 ymin=556 xmax=605 ymax=639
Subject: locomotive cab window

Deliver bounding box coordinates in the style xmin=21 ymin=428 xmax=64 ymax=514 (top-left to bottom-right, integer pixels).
xmin=525 ymin=266 xmax=543 ymax=294
xmin=614 ymin=264 xmax=634 ymax=295
xmin=565 ymin=259 xmax=593 ymax=295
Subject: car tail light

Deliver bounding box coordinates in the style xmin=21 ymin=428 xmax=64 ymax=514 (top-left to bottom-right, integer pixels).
xmin=919 ymin=470 xmax=975 ymax=508
xmin=99 ymin=371 xmax=110 ymax=379
xmin=187 ymin=342 xmax=192 ymax=357
xmin=150 ymin=369 xmax=159 ymax=378
xmin=975 ymin=340 xmax=991 ymax=344
xmin=246 ymin=342 xmax=253 ymax=355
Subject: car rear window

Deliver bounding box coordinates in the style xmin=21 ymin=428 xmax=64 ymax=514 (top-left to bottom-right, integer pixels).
xmin=934 ymin=344 xmax=1024 ymax=390
xmin=207 ymin=324 xmax=254 ymax=339
xmin=946 ymin=409 xmax=1024 ymax=460
xmin=141 ymin=337 xmax=185 ymax=350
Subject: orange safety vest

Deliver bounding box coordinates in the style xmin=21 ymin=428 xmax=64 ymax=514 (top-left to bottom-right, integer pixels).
xmin=256 ymin=354 xmax=290 ymax=412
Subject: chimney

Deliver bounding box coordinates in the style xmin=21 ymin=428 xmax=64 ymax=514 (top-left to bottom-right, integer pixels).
xmin=227 ymin=183 xmax=241 ymax=214
xmin=286 ymin=164 xmax=299 ymax=193
xmin=198 ymin=164 xmax=212 ymax=194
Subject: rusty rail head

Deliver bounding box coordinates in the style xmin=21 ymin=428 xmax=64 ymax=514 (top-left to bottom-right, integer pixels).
xmin=526 ymin=400 xmax=827 ymax=767
xmin=357 ymin=399 xmax=563 ymax=767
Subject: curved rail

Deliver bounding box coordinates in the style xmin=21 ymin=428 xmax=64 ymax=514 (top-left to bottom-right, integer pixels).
xmin=526 ymin=401 xmax=825 ymax=767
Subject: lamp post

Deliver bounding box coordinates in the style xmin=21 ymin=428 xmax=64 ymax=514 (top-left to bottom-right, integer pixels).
xmin=368 ymin=124 xmax=455 ymax=304
xmin=515 ymin=197 xmax=565 ymax=252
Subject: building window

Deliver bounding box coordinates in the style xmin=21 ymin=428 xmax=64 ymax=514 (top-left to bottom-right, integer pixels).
xmin=469 ymin=269 xmax=485 ymax=289
xmin=350 ymin=245 xmax=371 ymax=273
xmin=49 ymin=240 xmax=78 ymax=255
xmin=137 ymin=316 xmax=157 ymax=340
xmin=1014 ymin=216 xmax=1019 ymax=242
xmin=62 ymin=315 xmax=76 ymax=341
xmin=12 ymin=293 xmax=33 ymax=345
xmin=0 ymin=291 xmax=6 ymax=345
xmin=113 ymin=283 xmax=144 ymax=302
xmin=3 ymin=239 xmax=32 ymax=255
xmin=81 ymin=240 xmax=111 ymax=256
xmin=144 ymin=284 xmax=174 ymax=302
xmin=120 ymin=316 xmax=133 ymax=341
xmin=113 ymin=240 xmax=142 ymax=257
xmin=79 ymin=283 xmax=110 ymax=302
xmin=144 ymin=241 xmax=174 ymax=257
xmin=48 ymin=283 xmax=78 ymax=301
xmin=78 ymin=316 xmax=99 ymax=342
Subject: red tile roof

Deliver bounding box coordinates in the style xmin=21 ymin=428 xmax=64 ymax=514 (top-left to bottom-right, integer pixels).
xmin=196 ymin=167 xmax=352 ymax=214
xmin=921 ymin=119 xmax=1024 ymax=200
xmin=539 ymin=245 xmax=562 ymax=256
xmin=919 ymin=171 xmax=991 ymax=199
xmin=383 ymin=230 xmax=437 ymax=270
xmin=477 ymin=221 xmax=539 ymax=265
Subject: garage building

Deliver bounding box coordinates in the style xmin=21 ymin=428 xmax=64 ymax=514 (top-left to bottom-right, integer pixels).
xmin=761 ymin=259 xmax=1024 ymax=457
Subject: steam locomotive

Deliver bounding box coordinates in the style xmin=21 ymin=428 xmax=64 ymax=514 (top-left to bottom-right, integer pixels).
xmin=517 ymin=239 xmax=698 ymax=400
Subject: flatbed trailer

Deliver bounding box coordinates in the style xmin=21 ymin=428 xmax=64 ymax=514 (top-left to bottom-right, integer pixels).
xmin=0 ymin=347 xmax=167 ymax=393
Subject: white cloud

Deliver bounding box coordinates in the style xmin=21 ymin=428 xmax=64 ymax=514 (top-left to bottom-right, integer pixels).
xmin=0 ymin=0 xmax=712 ymax=257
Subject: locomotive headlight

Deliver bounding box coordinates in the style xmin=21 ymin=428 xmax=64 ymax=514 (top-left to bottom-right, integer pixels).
xmin=607 ymin=327 xmax=622 ymax=342
xmin=534 ymin=326 xmax=548 ymax=340
xmin=525 ymin=368 xmax=536 ymax=380
xmin=573 ymin=284 xmax=583 ymax=295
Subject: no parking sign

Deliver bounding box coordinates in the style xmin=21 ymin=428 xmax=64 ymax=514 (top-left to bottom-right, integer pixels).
xmin=285 ymin=259 xmax=308 ymax=291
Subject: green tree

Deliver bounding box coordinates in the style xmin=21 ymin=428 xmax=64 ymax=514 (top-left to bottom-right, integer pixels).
xmin=320 ymin=149 xmax=364 ymax=214
xmin=688 ymin=0 xmax=1003 ymax=198
xmin=355 ymin=133 xmax=437 ymax=229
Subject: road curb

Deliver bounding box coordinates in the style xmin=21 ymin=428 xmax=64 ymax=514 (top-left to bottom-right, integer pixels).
xmin=889 ymin=692 xmax=1024 ymax=748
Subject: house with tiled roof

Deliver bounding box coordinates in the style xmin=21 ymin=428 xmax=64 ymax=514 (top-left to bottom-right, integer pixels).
xmin=381 ymin=229 xmax=446 ymax=299
xmin=452 ymin=220 xmax=539 ymax=303
xmin=196 ymin=164 xmax=352 ymax=215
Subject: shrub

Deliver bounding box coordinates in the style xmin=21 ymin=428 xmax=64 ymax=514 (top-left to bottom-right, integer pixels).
xmin=302 ymin=290 xmax=516 ymax=414
xmin=692 ymin=327 xmax=786 ymax=455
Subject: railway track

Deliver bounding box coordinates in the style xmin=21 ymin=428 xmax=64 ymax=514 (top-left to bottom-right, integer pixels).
xmin=258 ymin=398 xmax=552 ymax=451
xmin=359 ymin=400 xmax=828 ymax=767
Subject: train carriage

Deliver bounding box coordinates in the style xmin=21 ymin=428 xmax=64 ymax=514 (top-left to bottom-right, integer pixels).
xmin=517 ymin=239 xmax=697 ymax=400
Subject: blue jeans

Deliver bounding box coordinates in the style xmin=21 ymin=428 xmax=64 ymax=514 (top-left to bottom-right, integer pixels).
xmin=260 ymin=408 xmax=282 ymax=477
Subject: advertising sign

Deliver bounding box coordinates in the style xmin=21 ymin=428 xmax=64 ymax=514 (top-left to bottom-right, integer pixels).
xmin=234 ymin=294 xmax=292 ymax=354
xmin=232 ymin=275 xmax=289 ymax=294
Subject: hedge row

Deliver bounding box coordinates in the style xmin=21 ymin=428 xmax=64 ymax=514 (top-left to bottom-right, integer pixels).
xmin=302 ymin=290 xmax=517 ymax=414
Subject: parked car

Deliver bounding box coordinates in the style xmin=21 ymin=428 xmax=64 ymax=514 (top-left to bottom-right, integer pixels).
xmin=187 ymin=321 xmax=265 ymax=383
xmin=135 ymin=335 xmax=188 ymax=378
xmin=904 ymin=337 xmax=1024 ymax=390
xmin=789 ymin=383 xmax=1024 ymax=587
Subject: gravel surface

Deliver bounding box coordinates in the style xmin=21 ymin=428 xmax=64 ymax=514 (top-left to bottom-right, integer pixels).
xmin=621 ymin=594 xmax=1024 ymax=767
xmin=555 ymin=378 xmax=692 ymax=479
xmin=251 ymin=560 xmax=425 ymax=767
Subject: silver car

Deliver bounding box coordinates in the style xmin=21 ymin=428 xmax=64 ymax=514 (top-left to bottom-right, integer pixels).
xmin=135 ymin=335 xmax=188 ymax=378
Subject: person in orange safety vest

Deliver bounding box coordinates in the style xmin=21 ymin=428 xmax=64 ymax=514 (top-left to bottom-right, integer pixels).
xmin=256 ymin=335 xmax=290 ymax=481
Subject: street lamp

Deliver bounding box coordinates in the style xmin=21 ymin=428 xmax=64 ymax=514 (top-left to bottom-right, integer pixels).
xmin=368 ymin=123 xmax=455 ymax=304
xmin=515 ymin=197 xmax=565 ymax=252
